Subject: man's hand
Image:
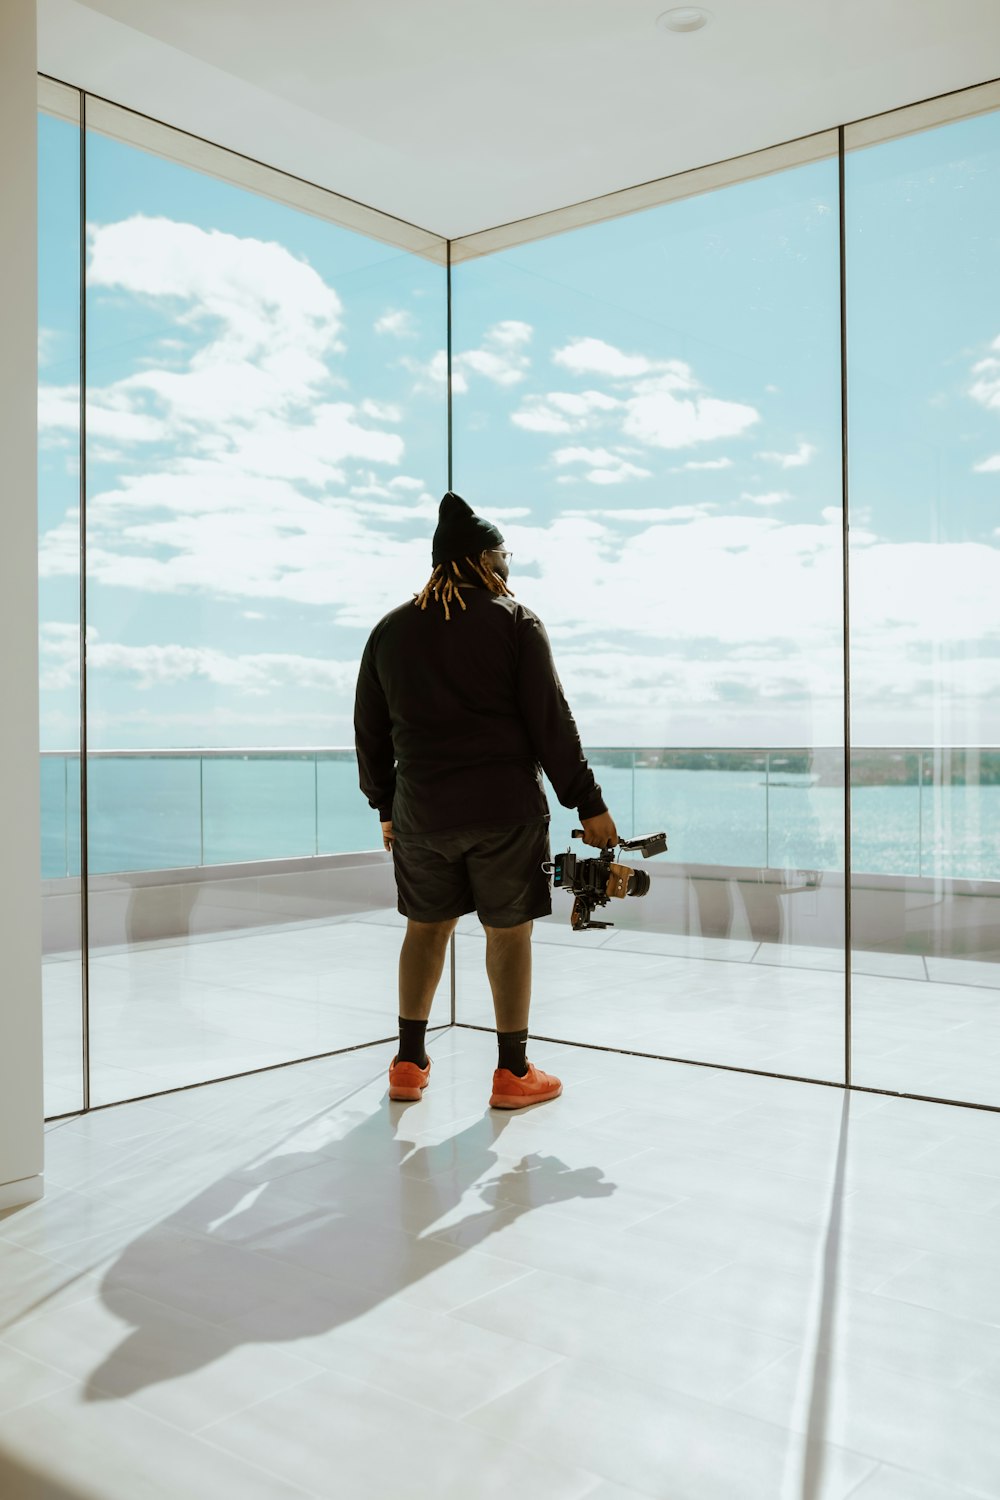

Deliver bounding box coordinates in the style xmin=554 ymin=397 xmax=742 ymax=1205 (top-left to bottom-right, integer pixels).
xmin=381 ymin=820 xmax=395 ymax=852
xmin=579 ymin=811 xmax=618 ymax=849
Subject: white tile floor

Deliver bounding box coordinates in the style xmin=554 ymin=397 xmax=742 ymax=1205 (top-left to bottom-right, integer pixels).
xmin=42 ymin=910 xmax=1000 ymax=1115
xmin=4 ymin=1027 xmax=1000 ymax=1499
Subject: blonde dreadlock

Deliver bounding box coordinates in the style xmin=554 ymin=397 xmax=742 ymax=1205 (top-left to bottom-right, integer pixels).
xmin=413 ymin=554 xmax=514 ymax=621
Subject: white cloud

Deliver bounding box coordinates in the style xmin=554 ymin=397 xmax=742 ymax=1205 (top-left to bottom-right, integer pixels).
xmin=410 ymin=349 xmax=463 ymax=393
xmin=39 ymin=384 xmax=164 ymax=445
xmin=552 ymin=446 xmax=652 ymax=485
xmin=488 ymin=321 xmax=533 ymax=349
xmin=553 ymin=338 xmax=692 ymax=384
xmin=675 ymin=458 xmax=734 ymax=471
xmin=973 ymin=454 xmax=1000 ymax=473
xmin=460 ymin=352 xmax=525 ymax=387
xmin=554 ymin=446 xmax=620 ymax=467
xmin=224 ymin=403 xmax=400 ymax=484
xmin=412 ymin=323 xmax=533 ymax=397
xmin=563 ymin=506 xmax=711 ymax=523
xmin=89 ymin=217 xmax=344 ymax=414
xmin=741 ymin=490 xmax=793 ymax=507
xmin=361 ymin=399 xmax=402 ymax=422
xmin=624 ymin=381 xmax=758 ymax=450
xmin=39 ymin=217 xmax=402 ymax=490
xmin=756 ymin=441 xmax=816 ymax=469
xmin=512 ymin=390 xmax=621 ymax=434
xmin=486 ymin=511 xmax=850 ymax=745
xmin=970 ymin=348 xmax=1000 ymax=411
xmin=36 ymin=214 xmax=432 ymax=623
xmin=40 ymin=625 xmax=361 ymax=695
xmin=37 ymin=458 xmax=438 ymax=622
xmin=375 ymin=309 xmax=416 ymax=337
xmin=457 ymin=321 xmax=532 ymax=387
xmin=38 ymin=328 xmax=62 ymax=368
xmin=579 ymin=469 xmax=649 ymax=487
xmin=492 ymin=509 xmax=1000 ymax=742
xmin=531 ymin=337 xmax=759 ymax=453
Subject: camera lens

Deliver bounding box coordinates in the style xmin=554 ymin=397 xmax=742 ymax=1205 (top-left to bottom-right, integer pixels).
xmin=627 ymin=869 xmax=651 ymax=898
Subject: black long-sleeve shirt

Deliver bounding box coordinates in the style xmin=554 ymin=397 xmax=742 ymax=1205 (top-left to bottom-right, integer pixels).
xmin=354 ymin=584 xmax=607 ymax=834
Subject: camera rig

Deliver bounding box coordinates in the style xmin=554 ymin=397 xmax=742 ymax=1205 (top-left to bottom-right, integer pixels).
xmin=543 ymin=829 xmax=668 ymax=931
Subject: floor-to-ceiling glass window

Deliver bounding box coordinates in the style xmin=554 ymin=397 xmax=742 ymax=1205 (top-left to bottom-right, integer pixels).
xmin=451 ymin=139 xmax=847 ymax=1081
xmin=847 ymin=95 xmax=1000 ymax=1107
xmin=39 ymin=76 xmax=1000 ymax=1116
xmin=37 ymin=97 xmax=447 ymax=1107
xmin=37 ymin=87 xmax=84 ymax=1116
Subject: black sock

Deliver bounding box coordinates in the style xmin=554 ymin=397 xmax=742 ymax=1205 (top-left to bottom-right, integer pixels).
xmin=497 ymin=1028 xmax=529 ymax=1077
xmin=397 ymin=1016 xmax=429 ymax=1068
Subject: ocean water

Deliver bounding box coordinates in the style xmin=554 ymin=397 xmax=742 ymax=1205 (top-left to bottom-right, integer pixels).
xmin=39 ymin=754 xmax=1000 ymax=883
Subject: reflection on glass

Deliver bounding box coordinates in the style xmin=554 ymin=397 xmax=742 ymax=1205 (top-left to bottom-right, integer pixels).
xmin=767 ymin=749 xmax=845 ymax=874
xmin=544 ymin=752 xmax=635 ymax=854
xmin=633 ymin=751 xmax=768 ymax=870
xmin=848 ymin=108 xmax=1000 ymax=1106
xmin=452 ymin=147 xmax=846 ymax=1081
xmin=59 ymin=123 xmax=445 ymax=1103
xmin=41 ymin=754 xmax=72 ymax=879
xmin=849 ymin=751 xmax=922 ymax=878
xmin=918 ymin=750 xmax=1000 ymax=882
xmin=202 ymin=756 xmax=316 ymax=865
xmin=318 ymin=751 xmax=381 ymax=853
xmin=38 ymin=107 xmax=84 ymax=1116
xmin=87 ymin=756 xmax=201 ymax=873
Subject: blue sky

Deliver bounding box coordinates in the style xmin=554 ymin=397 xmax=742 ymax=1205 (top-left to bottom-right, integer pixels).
xmin=37 ymin=108 xmax=1000 ymax=751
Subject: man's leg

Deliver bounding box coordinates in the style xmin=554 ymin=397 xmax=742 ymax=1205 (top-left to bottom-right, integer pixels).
xmin=483 ymin=920 xmax=532 ymax=1034
xmin=484 ymin=920 xmax=534 ymax=1079
xmin=400 ymin=916 xmax=458 ymax=1018
xmin=395 ymin=917 xmax=457 ymax=1069
xmin=482 ymin=919 xmax=561 ymax=1106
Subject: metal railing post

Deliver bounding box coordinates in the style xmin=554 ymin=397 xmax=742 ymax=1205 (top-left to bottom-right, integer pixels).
xmin=917 ymin=748 xmax=924 ymax=879
xmin=630 ymin=749 xmax=636 ymax=839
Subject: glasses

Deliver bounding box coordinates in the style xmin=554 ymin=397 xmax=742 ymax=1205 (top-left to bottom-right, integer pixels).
xmin=491 ymin=549 xmax=513 ymax=562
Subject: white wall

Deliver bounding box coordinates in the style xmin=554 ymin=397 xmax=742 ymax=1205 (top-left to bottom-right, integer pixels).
xmin=0 ymin=0 xmax=44 ymax=1210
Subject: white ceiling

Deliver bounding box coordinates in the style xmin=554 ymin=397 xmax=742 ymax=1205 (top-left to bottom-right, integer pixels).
xmin=37 ymin=0 xmax=1000 ymax=240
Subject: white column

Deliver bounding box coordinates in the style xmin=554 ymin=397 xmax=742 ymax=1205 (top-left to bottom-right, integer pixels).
xmin=0 ymin=0 xmax=44 ymax=1210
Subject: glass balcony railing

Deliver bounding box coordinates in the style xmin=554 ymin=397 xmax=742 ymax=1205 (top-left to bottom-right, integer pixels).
xmin=38 ymin=747 xmax=1000 ymax=882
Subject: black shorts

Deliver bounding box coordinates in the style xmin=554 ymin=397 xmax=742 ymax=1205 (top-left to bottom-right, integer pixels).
xmin=391 ymin=818 xmax=552 ymax=927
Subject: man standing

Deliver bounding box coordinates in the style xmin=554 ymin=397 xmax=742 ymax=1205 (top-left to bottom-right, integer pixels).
xmin=354 ymin=491 xmax=618 ymax=1109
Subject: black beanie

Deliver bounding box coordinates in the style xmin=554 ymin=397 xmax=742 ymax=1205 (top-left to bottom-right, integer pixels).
xmin=431 ymin=491 xmax=504 ymax=567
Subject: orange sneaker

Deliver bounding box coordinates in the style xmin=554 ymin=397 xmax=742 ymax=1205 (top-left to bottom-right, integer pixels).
xmin=489 ymin=1062 xmax=562 ymax=1110
xmin=388 ymin=1056 xmax=431 ymax=1102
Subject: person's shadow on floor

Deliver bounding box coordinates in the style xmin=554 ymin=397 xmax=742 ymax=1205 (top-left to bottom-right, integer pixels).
xmin=82 ymin=1064 xmax=618 ymax=1401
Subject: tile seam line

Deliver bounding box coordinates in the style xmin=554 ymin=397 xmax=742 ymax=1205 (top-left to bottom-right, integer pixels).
xmin=452 ymin=1293 xmax=801 ymax=1398
xmin=43 ymin=1032 xmax=446 ymax=1122
xmin=192 ymin=1355 xmax=580 ymax=1452
xmin=454 ymin=1025 xmax=1000 ymax=1116
xmin=869 ymin=1279 xmax=1000 ymax=1333
xmin=455 ymin=1353 xmax=897 ymax=1476
xmin=175 ymin=1400 xmax=333 ymax=1500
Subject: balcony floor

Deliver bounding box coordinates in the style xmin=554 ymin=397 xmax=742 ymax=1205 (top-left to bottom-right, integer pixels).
xmin=4 ymin=1028 xmax=1000 ymax=1498
xmin=41 ymin=910 xmax=1000 ymax=1115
